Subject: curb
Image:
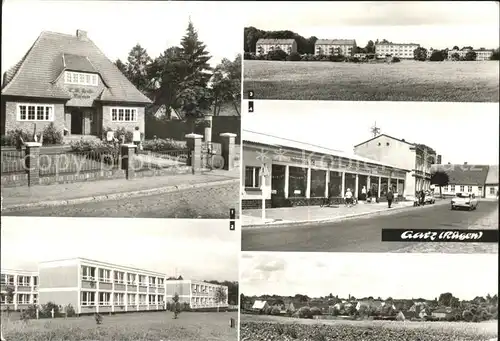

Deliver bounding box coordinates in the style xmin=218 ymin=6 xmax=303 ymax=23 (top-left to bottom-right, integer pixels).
xmin=243 ymin=200 xmax=449 ymax=229
xmin=2 ymin=178 xmax=239 ymax=213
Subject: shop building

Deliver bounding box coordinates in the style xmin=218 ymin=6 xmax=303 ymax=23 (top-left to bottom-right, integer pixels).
xmin=242 ymin=131 xmax=409 ymax=209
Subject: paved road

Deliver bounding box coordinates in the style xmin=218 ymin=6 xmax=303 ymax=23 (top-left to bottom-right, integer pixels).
xmin=242 ymin=201 xmax=499 ymax=252
xmin=2 ymin=182 xmax=239 ymax=219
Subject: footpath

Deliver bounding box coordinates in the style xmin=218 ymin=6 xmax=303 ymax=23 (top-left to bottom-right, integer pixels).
xmin=1 ymin=168 xmax=239 ymax=212
xmin=242 ymin=199 xmax=448 ymax=228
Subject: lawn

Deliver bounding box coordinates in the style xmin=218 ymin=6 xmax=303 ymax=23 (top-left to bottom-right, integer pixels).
xmin=2 ymin=311 xmax=238 ymax=341
xmin=240 ymin=314 xmax=498 ymax=341
xmin=243 ymin=60 xmax=500 ymax=102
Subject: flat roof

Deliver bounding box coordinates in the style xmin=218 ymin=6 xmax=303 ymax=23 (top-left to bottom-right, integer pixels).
xmin=243 ymin=130 xmax=409 ymax=171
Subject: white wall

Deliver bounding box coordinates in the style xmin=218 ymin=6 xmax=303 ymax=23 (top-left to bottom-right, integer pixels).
xmin=485 ymin=185 xmax=499 ymax=199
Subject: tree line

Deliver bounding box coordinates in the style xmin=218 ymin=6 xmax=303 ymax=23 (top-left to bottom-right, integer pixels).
xmin=116 ymin=20 xmax=241 ymax=124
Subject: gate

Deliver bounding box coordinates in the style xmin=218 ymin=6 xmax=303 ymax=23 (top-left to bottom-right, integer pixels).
xmin=201 ymin=142 xmax=224 ymax=170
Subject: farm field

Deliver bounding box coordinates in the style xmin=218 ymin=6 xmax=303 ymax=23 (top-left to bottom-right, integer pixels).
xmin=240 ymin=314 xmax=498 ymax=341
xmin=1 ymin=311 xmax=238 ymax=341
xmin=243 ymin=60 xmax=500 ymax=102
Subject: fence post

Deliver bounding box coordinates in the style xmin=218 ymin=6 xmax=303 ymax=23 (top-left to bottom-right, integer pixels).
xmin=220 ymin=133 xmax=237 ymax=171
xmin=185 ymin=134 xmax=203 ymax=174
xmin=121 ymin=144 xmax=137 ymax=180
xmin=25 ymin=142 xmax=42 ymax=187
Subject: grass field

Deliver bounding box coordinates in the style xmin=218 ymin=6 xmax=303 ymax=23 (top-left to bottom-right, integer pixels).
xmin=2 ymin=311 xmax=238 ymax=341
xmin=240 ymin=314 xmax=498 ymax=341
xmin=243 ymin=60 xmax=500 ymax=102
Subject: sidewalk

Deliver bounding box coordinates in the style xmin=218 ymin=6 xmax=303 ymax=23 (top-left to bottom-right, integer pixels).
xmin=242 ymin=199 xmax=448 ymax=228
xmin=1 ymin=167 xmax=239 ymax=212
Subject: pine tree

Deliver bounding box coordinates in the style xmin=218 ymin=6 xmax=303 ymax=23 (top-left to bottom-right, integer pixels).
xmin=126 ymin=44 xmax=153 ymax=96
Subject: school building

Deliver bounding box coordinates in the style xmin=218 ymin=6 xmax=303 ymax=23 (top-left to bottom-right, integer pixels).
xmin=242 ymin=131 xmax=409 ymax=209
xmin=0 ymin=269 xmax=39 ymax=311
xmin=1 ymin=258 xmax=228 ymax=314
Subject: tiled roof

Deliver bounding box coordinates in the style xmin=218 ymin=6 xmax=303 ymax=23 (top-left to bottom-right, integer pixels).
xmin=485 ymin=165 xmax=499 ymax=185
xmin=243 ymin=130 xmax=409 ymax=170
xmin=2 ymin=31 xmax=151 ymax=104
xmin=375 ymin=42 xmax=420 ymax=46
xmin=64 ymin=53 xmax=98 ymax=73
xmin=257 ymin=38 xmax=295 ymax=44
xmin=431 ymin=164 xmax=490 ymax=186
xmin=252 ymin=300 xmax=267 ymax=309
xmin=315 ymin=39 xmax=356 ymax=45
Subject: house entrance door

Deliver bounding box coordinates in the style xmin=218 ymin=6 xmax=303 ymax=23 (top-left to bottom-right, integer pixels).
xmin=71 ymin=110 xmax=84 ymax=135
xmin=271 ymin=164 xmax=286 ymax=207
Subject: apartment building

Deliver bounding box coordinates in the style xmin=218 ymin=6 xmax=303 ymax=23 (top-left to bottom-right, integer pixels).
xmin=166 ymin=279 xmax=229 ymax=309
xmin=1 ymin=258 xmax=228 ymax=314
xmin=255 ymin=39 xmax=297 ymax=55
xmin=0 ymin=269 xmax=39 ymax=311
xmin=354 ymin=134 xmax=437 ymax=196
xmin=314 ymin=39 xmax=356 ymax=56
xmin=375 ymin=42 xmax=420 ymax=59
xmin=447 ymin=48 xmax=494 ymax=61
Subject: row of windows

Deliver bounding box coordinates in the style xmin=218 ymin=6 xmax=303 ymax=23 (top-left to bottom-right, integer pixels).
xmin=81 ymin=292 xmax=165 ymax=306
xmin=16 ymin=105 xmax=138 ymax=123
xmin=1 ymin=274 xmax=38 ymax=286
xmin=65 ymin=71 xmax=98 ymax=86
xmin=81 ymin=266 xmax=164 ymax=286
xmin=441 ymin=185 xmax=491 ymax=193
xmin=18 ymin=105 xmax=53 ymax=122
xmin=0 ymin=293 xmax=37 ymax=304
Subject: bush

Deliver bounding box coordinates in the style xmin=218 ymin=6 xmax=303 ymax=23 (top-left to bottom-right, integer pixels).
xmin=270 ymin=307 xmax=281 ymax=315
xmin=287 ymin=51 xmax=301 ymax=61
xmin=40 ymin=302 xmax=60 ymax=318
xmin=310 ymin=307 xmax=322 ymax=316
xmin=266 ymin=49 xmax=288 ymax=61
xmin=103 ymin=127 xmax=134 ymax=143
xmin=297 ymin=306 xmax=313 ymax=319
xmin=65 ymin=304 xmax=76 ymax=317
xmin=462 ymin=310 xmax=474 ymax=322
xmin=329 ymin=55 xmax=345 ymax=62
xmin=20 ymin=305 xmax=38 ymax=320
xmin=429 ymin=51 xmax=446 ymax=62
xmin=263 ymin=306 xmax=272 ymax=315
xmin=42 ymin=122 xmax=63 ymax=145
xmin=142 ymin=138 xmax=186 ymax=152
xmin=244 ymin=52 xmax=254 ymax=60
xmin=391 ymin=57 xmax=401 ymax=63
xmin=4 ymin=129 xmax=31 ymax=148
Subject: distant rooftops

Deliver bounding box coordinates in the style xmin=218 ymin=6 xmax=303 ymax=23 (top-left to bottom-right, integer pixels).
xmin=256 ymin=38 xmax=295 ymax=44
xmin=315 ymin=39 xmax=356 ymax=45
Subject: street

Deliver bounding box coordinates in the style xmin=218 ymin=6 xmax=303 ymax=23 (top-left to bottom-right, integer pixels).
xmin=241 ymin=201 xmax=499 ymax=252
xmin=2 ymin=182 xmax=239 ymax=219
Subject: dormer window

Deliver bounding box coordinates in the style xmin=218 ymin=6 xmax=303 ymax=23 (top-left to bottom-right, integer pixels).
xmin=65 ymin=71 xmax=98 ymax=86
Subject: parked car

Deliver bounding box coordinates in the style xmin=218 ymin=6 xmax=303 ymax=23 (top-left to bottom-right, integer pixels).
xmin=451 ymin=193 xmax=479 ymax=210
xmin=424 ymin=192 xmax=435 ymax=204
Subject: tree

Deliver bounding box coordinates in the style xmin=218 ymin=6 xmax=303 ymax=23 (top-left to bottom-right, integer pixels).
xmin=429 ymin=50 xmax=446 ymax=61
xmin=491 ymin=48 xmax=500 ymax=60
xmin=438 ymin=293 xmax=455 ymax=307
xmin=451 ymin=52 xmax=460 ymax=61
xmin=365 ymin=40 xmax=375 ymax=54
xmin=115 ymin=59 xmax=128 ymax=75
xmin=464 ymin=50 xmax=477 ymax=61
xmin=430 ymin=170 xmax=449 ymax=198
xmin=210 ymin=55 xmax=241 ymax=116
xmin=267 ymin=49 xmax=288 ymax=61
xmin=240 ymin=293 xmax=246 ymax=309
xmin=126 ymin=44 xmax=154 ymax=96
xmin=172 ymin=292 xmax=181 ymax=319
xmin=413 ymin=47 xmax=428 ymax=61
xmin=214 ymin=286 xmax=227 ymax=312
xmin=452 ymin=46 xmax=460 ymax=50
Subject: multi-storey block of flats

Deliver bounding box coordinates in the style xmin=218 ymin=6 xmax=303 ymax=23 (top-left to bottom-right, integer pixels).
xmin=0 ymin=269 xmax=39 ymax=310
xmin=1 ymin=258 xmax=228 ymax=314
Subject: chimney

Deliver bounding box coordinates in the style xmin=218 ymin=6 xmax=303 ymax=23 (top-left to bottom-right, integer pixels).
xmin=76 ymin=29 xmax=88 ymax=40
xmin=464 ymin=162 xmax=467 ymax=165
xmin=437 ymin=155 xmax=442 ymax=165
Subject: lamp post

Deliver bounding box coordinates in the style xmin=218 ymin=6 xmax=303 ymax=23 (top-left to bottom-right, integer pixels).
xmin=260 ymin=163 xmax=270 ymax=221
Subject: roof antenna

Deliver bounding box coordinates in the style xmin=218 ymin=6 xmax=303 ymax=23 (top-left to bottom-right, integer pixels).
xmin=371 ymin=121 xmax=381 ymax=137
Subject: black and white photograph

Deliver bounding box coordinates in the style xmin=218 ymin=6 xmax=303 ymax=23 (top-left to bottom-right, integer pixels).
xmin=1 ymin=0 xmax=242 ymax=219
xmin=243 ymin=1 xmax=500 ymax=102
xmin=241 ymin=100 xmax=499 ymax=253
xmin=0 ymin=218 xmax=239 ymax=341
xmin=239 ymin=252 xmax=498 ymax=341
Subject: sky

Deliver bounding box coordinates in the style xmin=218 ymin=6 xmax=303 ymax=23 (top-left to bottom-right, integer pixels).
xmin=240 ymin=252 xmax=498 ymax=300
xmin=1 ymin=0 xmax=243 ymax=76
xmin=1 ymin=217 xmax=240 ymax=282
xmin=243 ymin=100 xmax=500 ymax=165
xmin=244 ymin=1 xmax=500 ymax=49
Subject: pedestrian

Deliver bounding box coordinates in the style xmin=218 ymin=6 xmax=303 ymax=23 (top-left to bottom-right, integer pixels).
xmin=345 ymin=188 xmax=353 ymax=207
xmin=361 ymin=186 xmax=367 ymax=201
xmin=420 ymin=190 xmax=425 ymax=205
xmin=367 ymin=189 xmax=372 ymax=203
xmin=386 ymin=188 xmax=394 ymax=208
